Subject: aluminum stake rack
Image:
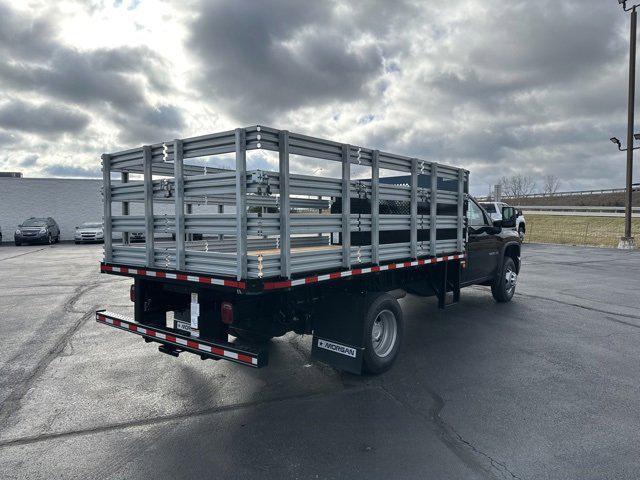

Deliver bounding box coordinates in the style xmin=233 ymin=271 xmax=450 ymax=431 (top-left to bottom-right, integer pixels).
xmin=101 ymin=125 xmax=468 ymax=287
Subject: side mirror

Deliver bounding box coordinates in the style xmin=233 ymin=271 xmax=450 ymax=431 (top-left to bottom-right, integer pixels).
xmin=501 ymin=206 xmax=517 ymax=228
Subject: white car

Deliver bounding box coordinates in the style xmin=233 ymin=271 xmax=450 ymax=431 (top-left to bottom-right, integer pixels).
xmin=480 ymin=201 xmax=526 ymax=240
xmin=74 ymin=222 xmax=104 ymax=244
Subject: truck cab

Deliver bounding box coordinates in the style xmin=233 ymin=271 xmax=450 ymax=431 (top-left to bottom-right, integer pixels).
xmin=463 ymin=197 xmax=521 ymax=300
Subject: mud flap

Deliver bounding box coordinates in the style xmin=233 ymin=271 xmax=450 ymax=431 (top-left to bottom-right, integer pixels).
xmin=311 ymin=292 xmax=366 ymax=374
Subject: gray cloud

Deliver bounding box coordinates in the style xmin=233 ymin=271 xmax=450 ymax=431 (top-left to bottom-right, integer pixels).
xmin=0 ymin=130 xmax=18 ymax=146
xmin=44 ymin=164 xmax=101 ymax=178
xmin=188 ymin=0 xmax=386 ymax=123
xmin=0 ymin=1 xmax=184 ymax=146
xmin=112 ymin=104 xmax=185 ymax=144
xmin=0 ymin=0 xmax=635 ymax=191
xmin=0 ymin=100 xmax=90 ymax=136
xmin=182 ymin=0 xmax=634 ymax=192
xmin=20 ymin=154 xmax=39 ymax=167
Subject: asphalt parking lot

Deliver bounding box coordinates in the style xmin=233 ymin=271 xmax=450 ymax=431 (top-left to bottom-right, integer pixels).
xmin=0 ymin=242 xmax=639 ymax=479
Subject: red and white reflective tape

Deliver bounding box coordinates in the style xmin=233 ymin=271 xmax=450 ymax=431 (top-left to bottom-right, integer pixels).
xmin=263 ymin=253 xmax=465 ymax=290
xmin=96 ymin=311 xmax=258 ymax=366
xmin=102 ymin=252 xmax=464 ymax=292
xmin=101 ymin=264 xmax=246 ymax=289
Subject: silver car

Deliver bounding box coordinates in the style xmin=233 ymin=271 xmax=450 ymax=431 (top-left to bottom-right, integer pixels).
xmin=74 ymin=222 xmax=104 ymax=244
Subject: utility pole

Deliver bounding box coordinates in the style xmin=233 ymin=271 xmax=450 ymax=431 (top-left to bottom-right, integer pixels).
xmin=617 ymin=1 xmax=639 ymax=249
xmin=623 ymin=6 xmax=637 ymax=248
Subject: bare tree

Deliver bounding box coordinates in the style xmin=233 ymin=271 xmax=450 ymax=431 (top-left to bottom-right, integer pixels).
xmin=542 ymin=174 xmax=560 ymax=196
xmin=500 ymin=174 xmax=537 ymax=198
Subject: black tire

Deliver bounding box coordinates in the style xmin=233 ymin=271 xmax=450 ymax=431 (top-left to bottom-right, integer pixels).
xmin=15 ymin=241 xmax=20 ymax=246
xmin=362 ymin=293 xmax=403 ymax=374
xmin=518 ymin=225 xmax=525 ymax=241
xmin=491 ymin=257 xmax=517 ymax=303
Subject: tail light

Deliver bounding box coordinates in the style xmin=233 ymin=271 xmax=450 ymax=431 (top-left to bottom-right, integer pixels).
xmin=130 ymin=284 xmax=135 ymax=302
xmin=221 ymin=302 xmax=234 ymax=325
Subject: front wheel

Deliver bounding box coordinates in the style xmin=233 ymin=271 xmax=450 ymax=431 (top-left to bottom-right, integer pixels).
xmin=518 ymin=226 xmax=525 ymax=241
xmin=491 ymin=257 xmax=517 ymax=303
xmin=363 ymin=293 xmax=403 ymax=374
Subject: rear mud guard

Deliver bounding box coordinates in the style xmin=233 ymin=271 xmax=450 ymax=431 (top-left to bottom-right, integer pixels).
xmin=311 ymin=292 xmax=368 ymax=374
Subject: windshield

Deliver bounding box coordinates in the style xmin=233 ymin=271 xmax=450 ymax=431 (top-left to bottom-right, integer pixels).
xmin=80 ymin=222 xmax=102 ymax=228
xmin=480 ymin=203 xmax=497 ymax=213
xmin=21 ymin=218 xmax=46 ymax=227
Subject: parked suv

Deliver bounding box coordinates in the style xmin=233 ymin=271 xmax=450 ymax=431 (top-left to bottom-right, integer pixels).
xmin=75 ymin=222 xmax=104 ymax=244
xmin=15 ymin=217 xmax=60 ymax=245
xmin=480 ymin=201 xmax=526 ymax=240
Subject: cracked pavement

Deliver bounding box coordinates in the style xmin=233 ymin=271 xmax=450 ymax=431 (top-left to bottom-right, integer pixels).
xmin=0 ymin=243 xmax=639 ymax=479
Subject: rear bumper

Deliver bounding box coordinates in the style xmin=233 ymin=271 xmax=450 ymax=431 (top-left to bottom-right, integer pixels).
xmin=96 ymin=310 xmax=267 ymax=368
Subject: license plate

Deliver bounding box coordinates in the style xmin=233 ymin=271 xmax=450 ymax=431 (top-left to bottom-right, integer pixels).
xmin=175 ymin=320 xmax=191 ymax=332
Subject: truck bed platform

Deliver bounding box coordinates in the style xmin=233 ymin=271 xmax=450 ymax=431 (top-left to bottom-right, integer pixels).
xmin=101 ymin=252 xmax=465 ymax=292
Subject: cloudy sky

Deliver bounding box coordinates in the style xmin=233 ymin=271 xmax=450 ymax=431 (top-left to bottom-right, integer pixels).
xmin=0 ymin=0 xmax=636 ymax=194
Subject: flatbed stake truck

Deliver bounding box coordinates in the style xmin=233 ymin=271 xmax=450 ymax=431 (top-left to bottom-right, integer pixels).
xmin=96 ymin=126 xmax=521 ymax=374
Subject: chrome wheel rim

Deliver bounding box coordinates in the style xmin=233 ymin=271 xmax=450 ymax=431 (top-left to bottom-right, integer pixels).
xmin=505 ymin=267 xmax=517 ymax=294
xmin=371 ymin=309 xmax=397 ymax=358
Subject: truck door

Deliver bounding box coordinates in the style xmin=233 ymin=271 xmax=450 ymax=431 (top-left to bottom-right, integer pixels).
xmin=463 ymin=199 xmax=500 ymax=283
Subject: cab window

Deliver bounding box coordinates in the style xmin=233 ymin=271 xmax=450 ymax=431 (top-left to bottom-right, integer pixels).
xmin=482 ymin=203 xmax=497 ymax=213
xmin=468 ymin=200 xmax=488 ymax=227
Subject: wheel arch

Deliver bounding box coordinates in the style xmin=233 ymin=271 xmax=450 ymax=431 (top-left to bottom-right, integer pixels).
xmin=502 ymin=242 xmax=521 ymax=273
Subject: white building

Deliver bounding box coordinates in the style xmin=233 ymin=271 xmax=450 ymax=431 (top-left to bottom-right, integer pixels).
xmin=0 ymin=176 xmax=210 ymax=243
xmin=0 ymin=177 xmax=103 ymax=242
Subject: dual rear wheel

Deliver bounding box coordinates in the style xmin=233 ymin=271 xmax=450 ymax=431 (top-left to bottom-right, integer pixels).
xmin=362 ymin=293 xmax=403 ymax=374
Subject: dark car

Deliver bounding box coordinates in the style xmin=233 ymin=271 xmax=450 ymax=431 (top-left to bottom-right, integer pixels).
xmin=15 ymin=217 xmax=60 ymax=245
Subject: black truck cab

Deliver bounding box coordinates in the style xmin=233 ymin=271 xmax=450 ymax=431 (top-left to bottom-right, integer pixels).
xmin=463 ymin=197 xmax=521 ymax=301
